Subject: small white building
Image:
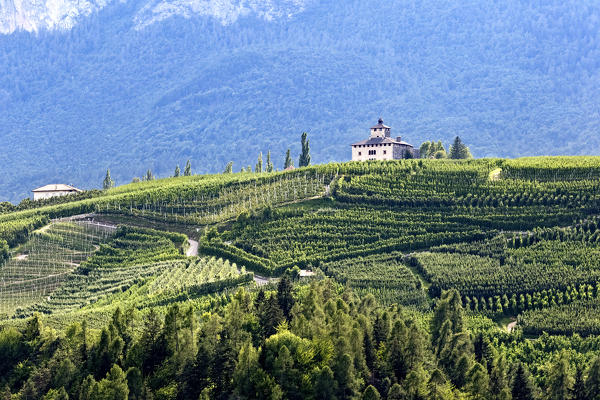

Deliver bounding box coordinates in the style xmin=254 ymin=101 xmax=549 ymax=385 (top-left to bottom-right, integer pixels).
xmin=32 ymin=184 xmax=82 ymax=201
xmin=351 ymin=118 xmax=418 ymax=161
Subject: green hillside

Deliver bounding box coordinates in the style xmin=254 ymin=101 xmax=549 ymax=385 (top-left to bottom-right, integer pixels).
xmin=3 ymin=157 xmax=600 ymax=398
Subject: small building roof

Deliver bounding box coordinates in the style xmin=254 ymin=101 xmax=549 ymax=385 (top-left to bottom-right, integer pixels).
xmin=371 ymin=118 xmax=390 ymax=130
xmin=351 ymin=137 xmax=414 ymax=147
xmin=32 ymin=184 xmax=83 ymax=193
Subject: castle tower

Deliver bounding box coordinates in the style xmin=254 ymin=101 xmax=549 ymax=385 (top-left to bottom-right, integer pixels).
xmin=370 ymin=118 xmax=391 ymax=138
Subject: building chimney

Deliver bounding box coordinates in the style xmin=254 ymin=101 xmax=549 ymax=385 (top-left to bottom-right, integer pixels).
xmin=396 ymin=136 xmax=402 ymax=142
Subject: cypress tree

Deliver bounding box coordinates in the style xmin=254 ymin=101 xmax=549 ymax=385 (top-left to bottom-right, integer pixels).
xmin=284 ymin=149 xmax=293 ymax=169
xmin=103 ymin=169 xmax=114 ymax=190
xmin=223 ymin=162 xmax=233 ymax=174
xmin=174 ymin=165 xmax=180 ymax=177
xmin=266 ymin=151 xmax=274 ymax=172
xmin=144 ymin=170 xmax=154 ymax=181
xmin=184 ymin=160 xmax=192 ymax=176
xmin=299 ymin=132 xmax=311 ymax=167
xmin=255 ymin=152 xmax=263 ymax=173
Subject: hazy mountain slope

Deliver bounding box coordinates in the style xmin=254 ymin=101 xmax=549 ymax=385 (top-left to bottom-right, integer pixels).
xmin=0 ymin=0 xmax=599 ymax=202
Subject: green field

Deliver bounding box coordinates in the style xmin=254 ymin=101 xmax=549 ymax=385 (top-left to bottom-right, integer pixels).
xmin=3 ymin=157 xmax=600 ymax=399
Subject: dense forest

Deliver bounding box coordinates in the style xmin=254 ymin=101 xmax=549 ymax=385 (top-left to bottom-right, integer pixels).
xmin=2 ymin=157 xmax=600 ymax=398
xmin=1 ymin=0 xmax=600 ymax=201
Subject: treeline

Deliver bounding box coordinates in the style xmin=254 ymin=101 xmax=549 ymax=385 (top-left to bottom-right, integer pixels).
xmin=2 ymin=281 xmax=600 ymax=399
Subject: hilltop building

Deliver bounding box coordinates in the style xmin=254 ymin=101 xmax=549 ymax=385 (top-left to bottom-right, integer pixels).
xmin=32 ymin=184 xmax=82 ymax=201
xmin=351 ymin=119 xmax=418 ymax=161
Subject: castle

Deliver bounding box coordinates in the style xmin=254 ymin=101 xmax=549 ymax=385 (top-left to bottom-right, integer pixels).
xmin=351 ymin=119 xmax=418 ymax=161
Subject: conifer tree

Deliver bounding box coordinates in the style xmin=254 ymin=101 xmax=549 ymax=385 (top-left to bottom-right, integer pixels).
xmin=547 ymin=351 xmax=573 ymax=400
xmin=511 ymin=363 xmax=537 ymax=400
xmin=586 ymin=356 xmax=600 ymax=400
xmin=362 ymin=385 xmax=381 ymax=400
xmin=174 ymin=165 xmax=180 ymax=177
xmin=387 ymin=384 xmax=406 ymax=400
xmin=572 ymin=365 xmax=586 ymax=400
xmin=284 ymin=149 xmax=293 ymax=169
xmin=255 ymin=152 xmax=263 ymax=173
xmin=103 ymin=169 xmax=114 ymax=190
xmin=313 ymin=366 xmax=337 ymax=400
xmin=299 ymin=132 xmax=311 ymax=167
xmin=266 ymin=151 xmax=274 ymax=172
xmin=144 ymin=170 xmax=154 ymax=181
xmin=449 ymin=136 xmax=473 ymax=159
xmin=466 ymin=363 xmax=490 ymax=400
xmin=184 ymin=160 xmax=192 ymax=176
xmin=223 ymin=162 xmax=233 ymax=174
xmin=277 ymin=276 xmax=295 ymax=320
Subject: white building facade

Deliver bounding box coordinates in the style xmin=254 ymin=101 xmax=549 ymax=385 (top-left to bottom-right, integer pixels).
xmin=351 ymin=119 xmax=418 ymax=161
xmin=32 ymin=184 xmax=82 ymax=201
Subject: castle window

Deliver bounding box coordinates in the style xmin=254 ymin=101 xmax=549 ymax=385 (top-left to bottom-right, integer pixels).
xmin=383 ymin=150 xmax=387 ymax=154
xmin=368 ymin=150 xmax=376 ymax=155
xmin=358 ymin=152 xmax=362 ymax=156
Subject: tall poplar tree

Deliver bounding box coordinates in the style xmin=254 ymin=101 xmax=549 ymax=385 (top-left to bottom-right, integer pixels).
xmin=174 ymin=165 xmax=180 ymax=177
xmin=223 ymin=162 xmax=233 ymax=174
xmin=299 ymin=132 xmax=311 ymax=167
xmin=184 ymin=160 xmax=192 ymax=176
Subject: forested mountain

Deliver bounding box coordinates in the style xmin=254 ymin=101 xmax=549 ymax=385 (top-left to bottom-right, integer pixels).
xmin=1 ymin=0 xmax=600 ymax=201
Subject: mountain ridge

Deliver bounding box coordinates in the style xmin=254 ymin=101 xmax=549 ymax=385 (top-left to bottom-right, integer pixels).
xmin=0 ymin=0 xmax=599 ymax=202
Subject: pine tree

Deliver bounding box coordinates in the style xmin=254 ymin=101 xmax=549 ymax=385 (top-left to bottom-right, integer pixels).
xmin=313 ymin=366 xmax=337 ymax=400
xmin=223 ymin=162 xmax=233 ymax=174
xmin=284 ymin=149 xmax=293 ymax=169
xmin=547 ymin=351 xmax=573 ymax=400
xmin=184 ymin=160 xmax=192 ymax=176
xmin=299 ymin=132 xmax=311 ymax=167
xmin=266 ymin=151 xmax=274 ymax=172
xmin=103 ymin=169 xmax=114 ymax=190
xmin=387 ymin=384 xmax=406 ymax=400
xmin=449 ymin=136 xmax=473 ymax=159
xmin=362 ymin=385 xmax=381 ymax=400
xmin=255 ymin=152 xmax=263 ymax=173
xmin=466 ymin=363 xmax=490 ymax=400
xmin=511 ymin=363 xmax=537 ymax=400
xmin=572 ymin=365 xmax=586 ymax=400
xmin=277 ymin=276 xmax=295 ymax=320
xmin=586 ymin=356 xmax=600 ymax=400
xmin=174 ymin=165 xmax=180 ymax=177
